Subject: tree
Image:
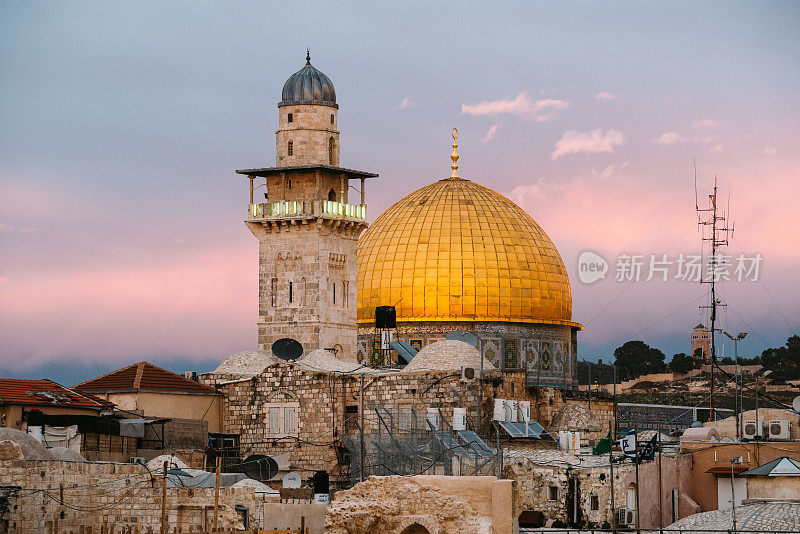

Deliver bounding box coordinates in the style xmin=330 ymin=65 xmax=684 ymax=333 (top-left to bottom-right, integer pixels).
xmin=760 ymin=334 xmax=800 ymax=381
xmin=614 ymin=340 xmax=667 ymax=379
xmin=669 ymin=352 xmax=694 ymax=374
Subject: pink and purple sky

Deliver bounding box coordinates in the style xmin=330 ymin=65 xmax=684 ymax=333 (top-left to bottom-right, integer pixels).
xmin=1 ymin=2 xmax=798 ymax=385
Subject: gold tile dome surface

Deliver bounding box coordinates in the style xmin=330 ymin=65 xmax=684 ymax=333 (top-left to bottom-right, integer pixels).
xmin=357 ymin=177 xmax=579 ymax=328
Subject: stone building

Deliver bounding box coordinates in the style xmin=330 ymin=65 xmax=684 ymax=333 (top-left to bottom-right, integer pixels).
xmin=690 ymin=323 xmax=710 ymax=362
xmin=356 ymin=134 xmax=582 ymax=388
xmin=233 ymin=52 xmax=378 ymax=362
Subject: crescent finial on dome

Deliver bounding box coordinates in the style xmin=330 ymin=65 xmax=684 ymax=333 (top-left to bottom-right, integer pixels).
xmin=450 ymin=128 xmax=460 ymax=179
xmin=306 ymin=48 xmax=311 ymax=64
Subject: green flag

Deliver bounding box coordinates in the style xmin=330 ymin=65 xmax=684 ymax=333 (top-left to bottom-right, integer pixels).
xmin=592 ymin=433 xmax=611 ymax=455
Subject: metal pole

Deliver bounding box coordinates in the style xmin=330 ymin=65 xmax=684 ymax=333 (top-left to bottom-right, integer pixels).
xmin=634 ymin=428 xmax=640 ymax=534
xmin=609 ymin=419 xmax=616 ymax=530
xmin=588 ymin=362 xmax=592 ymax=412
xmin=658 ymin=425 xmax=663 ymax=534
xmin=755 ymin=376 xmax=759 ymax=441
xmin=360 ymin=373 xmax=366 ymax=481
xmin=213 ymin=456 xmax=221 ymax=531
xmin=734 ymin=338 xmax=740 ymax=440
xmin=730 ymin=460 xmax=738 ymax=532
xmin=160 ymin=460 xmax=168 ymax=534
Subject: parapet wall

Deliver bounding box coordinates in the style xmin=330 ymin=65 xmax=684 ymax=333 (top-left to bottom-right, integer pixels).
xmin=0 ymin=457 xmax=257 ymax=533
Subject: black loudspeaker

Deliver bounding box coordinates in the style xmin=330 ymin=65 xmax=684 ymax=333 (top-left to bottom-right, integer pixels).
xmin=312 ymin=470 xmax=329 ymax=494
xmin=375 ymin=306 xmax=396 ymax=329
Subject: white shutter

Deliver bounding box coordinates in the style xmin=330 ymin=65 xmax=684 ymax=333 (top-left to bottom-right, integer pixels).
xmin=284 ymin=406 xmax=296 ymax=434
xmin=269 ymin=407 xmax=281 ymax=434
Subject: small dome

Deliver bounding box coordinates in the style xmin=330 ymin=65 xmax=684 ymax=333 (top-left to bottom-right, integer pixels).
xmin=279 ymin=52 xmax=337 ymax=108
xmin=213 ymin=350 xmax=280 ymax=376
xmin=404 ymin=340 xmax=496 ymax=372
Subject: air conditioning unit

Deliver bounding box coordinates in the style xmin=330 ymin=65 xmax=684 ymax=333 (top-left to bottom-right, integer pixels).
xmin=768 ymin=420 xmax=791 ymax=440
xmin=625 ymin=509 xmax=637 ymax=527
xmin=743 ymin=420 xmax=764 ymax=440
xmin=616 ymin=508 xmax=636 ymax=527
xmin=130 ymin=457 xmax=146 ymax=465
xmin=460 ymin=365 xmax=478 ymax=381
xmin=426 ymin=408 xmax=440 ymax=430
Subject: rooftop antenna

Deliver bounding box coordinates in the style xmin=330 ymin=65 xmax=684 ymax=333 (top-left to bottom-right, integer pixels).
xmin=696 ymin=173 xmax=732 ymax=422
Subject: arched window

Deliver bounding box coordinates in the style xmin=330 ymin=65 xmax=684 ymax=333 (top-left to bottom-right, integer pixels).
xmin=287 ymin=140 xmax=293 ymax=156
xmin=330 ymin=114 xmax=334 ymax=124
xmin=328 ymin=189 xmax=336 ymax=201
xmin=328 ymin=137 xmax=335 ymax=165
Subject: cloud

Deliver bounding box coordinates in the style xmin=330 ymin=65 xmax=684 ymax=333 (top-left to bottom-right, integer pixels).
xmin=710 ymin=144 xmax=723 ymax=153
xmin=483 ymin=124 xmax=499 ymax=143
xmin=654 ymin=131 xmax=689 ymax=145
xmin=0 ymin=222 xmax=14 ymax=231
xmin=550 ymin=129 xmax=624 ymax=160
xmin=693 ymin=118 xmax=720 ymax=128
xmin=763 ymin=144 xmax=777 ymax=155
xmin=594 ymin=92 xmax=617 ymax=101
xmin=461 ymin=92 xmax=569 ymax=121
xmin=592 ymin=165 xmax=616 ymax=179
xmin=398 ymin=97 xmax=414 ymax=110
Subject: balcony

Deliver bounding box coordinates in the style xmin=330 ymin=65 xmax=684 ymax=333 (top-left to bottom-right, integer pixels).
xmin=248 ymin=200 xmax=366 ymax=221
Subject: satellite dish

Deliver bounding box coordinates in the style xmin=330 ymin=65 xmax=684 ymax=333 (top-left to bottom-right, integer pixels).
xmin=272 ymin=338 xmax=303 ymax=361
xmin=282 ymin=471 xmax=302 ymax=489
xmin=446 ymin=330 xmax=480 ymax=347
xmin=241 ymin=454 xmax=278 ymax=481
xmin=793 ymin=396 xmax=800 ymax=414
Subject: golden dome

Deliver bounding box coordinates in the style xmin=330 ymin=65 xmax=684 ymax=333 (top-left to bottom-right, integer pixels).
xmin=357 ymin=177 xmax=580 ymax=328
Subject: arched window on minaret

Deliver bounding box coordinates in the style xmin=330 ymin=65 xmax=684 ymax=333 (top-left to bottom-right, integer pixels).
xmin=328 ymin=137 xmax=335 ymax=165
xmin=328 ymin=189 xmax=336 ymax=201
xmin=288 ymin=140 xmax=293 ymax=156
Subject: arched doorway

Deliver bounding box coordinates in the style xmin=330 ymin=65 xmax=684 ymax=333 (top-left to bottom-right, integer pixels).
xmin=399 ymin=524 xmax=429 ymax=534
xmin=328 ymin=188 xmax=337 ymax=201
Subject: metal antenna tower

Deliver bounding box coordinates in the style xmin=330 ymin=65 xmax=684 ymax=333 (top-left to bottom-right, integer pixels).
xmin=696 ymin=172 xmax=733 ymax=421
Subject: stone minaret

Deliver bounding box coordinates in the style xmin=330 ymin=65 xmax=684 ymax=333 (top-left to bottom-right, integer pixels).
xmin=236 ymin=52 xmax=377 ymax=361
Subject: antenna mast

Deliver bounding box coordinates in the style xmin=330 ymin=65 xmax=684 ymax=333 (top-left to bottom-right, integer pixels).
xmin=697 ymin=174 xmax=732 ymax=422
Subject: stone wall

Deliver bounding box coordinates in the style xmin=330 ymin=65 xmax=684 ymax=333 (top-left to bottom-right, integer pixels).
xmin=276 ymin=104 xmax=339 ymax=167
xmin=0 ymin=455 xmax=259 ymax=533
xmin=202 ymin=358 xmax=610 ymax=487
xmin=504 ymin=451 xmax=694 ymax=529
xmin=325 ymin=475 xmax=517 ymax=534
xmin=358 ymin=320 xmax=577 ymax=387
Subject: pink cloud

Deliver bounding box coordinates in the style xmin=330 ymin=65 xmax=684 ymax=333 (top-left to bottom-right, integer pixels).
xmin=654 ymin=131 xmax=689 ymax=145
xmin=398 ymin=97 xmax=414 ymax=110
xmin=483 ymin=124 xmax=499 ymax=142
xmin=594 ymin=92 xmax=617 ymax=101
xmin=461 ymin=92 xmax=569 ymax=121
xmin=550 ymin=129 xmax=624 ymax=160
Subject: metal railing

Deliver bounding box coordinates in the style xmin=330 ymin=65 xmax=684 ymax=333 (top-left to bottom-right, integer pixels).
xmin=248 ymin=200 xmax=366 ymax=220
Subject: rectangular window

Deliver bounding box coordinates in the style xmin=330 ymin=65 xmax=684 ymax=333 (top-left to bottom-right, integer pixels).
xmin=590 ymin=494 xmax=599 ymax=511
xmin=503 ymin=339 xmax=519 ymax=369
xmin=269 ymin=407 xmax=281 ymax=434
xmin=343 ymin=280 xmax=349 ymax=307
xmin=332 ymin=282 xmax=336 ymax=304
xmin=289 ymin=281 xmax=293 ymax=303
xmin=284 ymin=406 xmax=296 ymax=434
xmin=271 ymin=278 xmax=277 ymax=307
xmin=287 ymin=113 xmax=293 ymax=123
xmin=548 ymin=486 xmax=558 ymax=501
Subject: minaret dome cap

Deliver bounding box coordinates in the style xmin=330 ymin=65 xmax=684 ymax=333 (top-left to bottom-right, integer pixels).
xmin=279 ymin=50 xmax=337 ymax=108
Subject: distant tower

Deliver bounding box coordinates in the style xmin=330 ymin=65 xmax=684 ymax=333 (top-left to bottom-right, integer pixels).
xmin=691 ymin=323 xmax=710 ymax=363
xmin=235 ymin=52 xmax=378 ymax=360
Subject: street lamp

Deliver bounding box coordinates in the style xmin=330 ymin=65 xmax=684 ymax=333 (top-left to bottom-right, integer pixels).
xmin=755 ymin=369 xmax=772 ymax=440
xmin=723 ymin=331 xmax=747 ymax=439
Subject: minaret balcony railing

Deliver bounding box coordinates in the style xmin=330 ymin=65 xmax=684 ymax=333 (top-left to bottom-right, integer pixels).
xmin=322 ymin=200 xmax=366 ymax=220
xmin=248 ymin=200 xmax=366 ymax=221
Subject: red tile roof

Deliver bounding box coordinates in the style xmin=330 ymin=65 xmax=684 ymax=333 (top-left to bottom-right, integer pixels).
xmin=73 ymin=362 xmax=219 ymax=396
xmin=0 ymin=379 xmax=111 ymax=409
